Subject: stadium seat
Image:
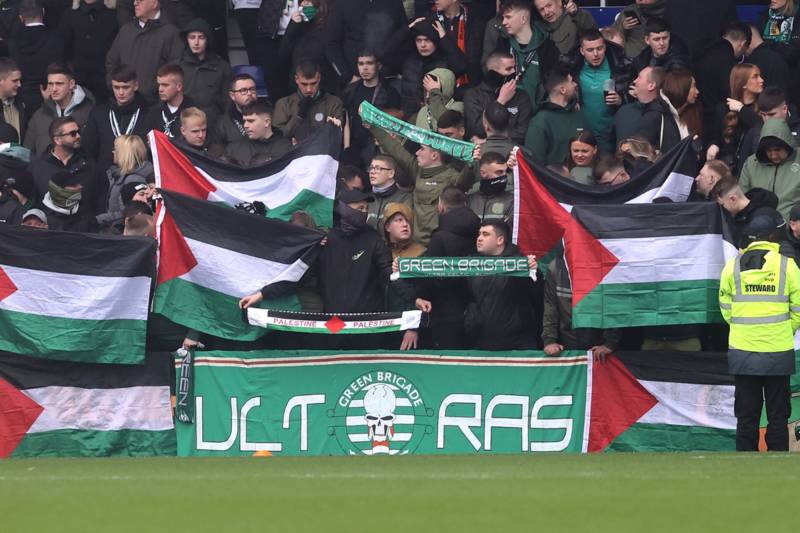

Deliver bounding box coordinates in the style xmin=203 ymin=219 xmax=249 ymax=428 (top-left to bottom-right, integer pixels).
xmin=232 ymin=65 xmax=269 ymax=100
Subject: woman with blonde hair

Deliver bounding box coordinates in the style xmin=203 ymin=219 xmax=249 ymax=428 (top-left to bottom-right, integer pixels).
xmin=96 ymin=134 xmax=153 ymax=231
xmin=707 ymin=63 xmax=764 ymax=171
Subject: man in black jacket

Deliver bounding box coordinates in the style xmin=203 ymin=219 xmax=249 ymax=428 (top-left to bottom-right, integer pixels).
xmin=28 ymin=116 xmax=100 ymax=215
xmin=223 ymin=101 xmax=291 ymax=167
xmin=142 ymin=63 xmax=196 ymax=139
xmin=319 ymin=189 xmax=416 ymax=349
xmin=465 ymin=220 xmax=542 ymax=351
xmin=9 ymin=0 xmax=63 ymax=114
xmin=0 ymin=58 xmax=26 ymax=142
xmin=746 ymin=24 xmax=792 ymax=99
xmin=83 ymin=65 xmax=150 ymax=175
xmin=429 ymin=0 xmax=484 ymax=87
xmin=634 ymin=66 xmax=682 ymax=155
xmin=326 ymin=0 xmax=407 ymax=86
xmin=215 ymin=74 xmax=257 ymax=148
xmin=713 ymin=177 xmax=781 ymax=248
xmin=59 ymin=0 xmax=118 ymax=103
xmin=415 ymin=186 xmax=479 ymax=349
xmin=631 ymin=18 xmax=691 ymax=76
xmin=463 ymin=50 xmax=531 ymax=143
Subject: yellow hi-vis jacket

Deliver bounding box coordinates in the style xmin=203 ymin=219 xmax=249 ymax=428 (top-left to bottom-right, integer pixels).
xmin=719 ymin=241 xmax=800 ymax=375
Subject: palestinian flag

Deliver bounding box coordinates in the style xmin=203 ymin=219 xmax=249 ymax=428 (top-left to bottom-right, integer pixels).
xmin=513 ymin=138 xmax=698 ymax=259
xmin=0 ymin=351 xmax=175 ymax=457
xmin=246 ymin=309 xmax=424 ymax=334
xmin=155 ymin=189 xmax=323 ymax=341
xmin=0 ymin=224 xmax=155 ymax=364
xmin=150 ymin=124 xmax=340 ymax=227
xmin=589 ymin=352 xmax=735 ymax=452
xmin=567 ymin=202 xmax=737 ymax=328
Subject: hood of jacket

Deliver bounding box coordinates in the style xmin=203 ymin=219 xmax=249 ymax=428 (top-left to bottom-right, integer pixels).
xmin=42 ymin=85 xmax=95 ymax=117
xmin=427 ymin=67 xmax=456 ymax=100
xmin=756 ymin=118 xmax=797 ymax=163
xmin=437 ymin=206 xmax=480 ymax=240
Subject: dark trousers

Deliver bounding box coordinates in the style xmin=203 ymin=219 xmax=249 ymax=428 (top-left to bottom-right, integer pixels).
xmin=234 ymin=8 xmax=289 ymax=101
xmin=734 ymin=374 xmax=791 ymax=452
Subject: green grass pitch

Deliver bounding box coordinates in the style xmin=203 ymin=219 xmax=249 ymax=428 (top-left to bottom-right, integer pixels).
xmin=0 ymin=453 xmax=796 ymax=533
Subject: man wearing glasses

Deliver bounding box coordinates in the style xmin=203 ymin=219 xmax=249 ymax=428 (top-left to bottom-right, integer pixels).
xmin=29 ymin=116 xmax=99 ymax=217
xmin=365 ymin=154 xmax=411 ymax=232
xmin=216 ymin=74 xmax=258 ymax=147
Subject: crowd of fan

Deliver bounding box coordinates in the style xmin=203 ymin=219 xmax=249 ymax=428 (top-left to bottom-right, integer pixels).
xmin=0 ymin=0 xmax=799 ymax=353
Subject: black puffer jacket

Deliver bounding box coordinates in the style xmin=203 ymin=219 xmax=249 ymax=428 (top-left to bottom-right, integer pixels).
xmin=465 ymin=243 xmax=543 ymax=351
xmin=415 ymin=207 xmax=479 ymax=327
xmin=632 ymin=35 xmax=692 ymax=75
xmin=636 ymin=97 xmax=683 ymax=154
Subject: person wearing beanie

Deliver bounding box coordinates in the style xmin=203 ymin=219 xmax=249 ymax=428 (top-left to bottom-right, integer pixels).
xmin=177 ymin=18 xmax=232 ymax=119
xmin=719 ymin=207 xmax=800 ymax=451
xmin=384 ymin=15 xmax=467 ymax=116
xmin=39 ymin=169 xmax=97 ymax=232
xmin=383 ymin=202 xmax=425 ymax=259
xmin=120 ymin=181 xmax=150 ymax=207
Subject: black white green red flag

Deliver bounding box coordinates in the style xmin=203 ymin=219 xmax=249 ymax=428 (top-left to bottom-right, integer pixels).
xmin=0 ymin=351 xmax=175 ymax=457
xmin=150 ymin=124 xmax=340 ymax=227
xmin=0 ymin=224 xmax=155 ymax=363
xmin=154 ymin=189 xmax=323 ymax=341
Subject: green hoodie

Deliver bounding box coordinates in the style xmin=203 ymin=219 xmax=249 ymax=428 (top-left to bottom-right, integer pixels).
xmin=509 ymin=26 xmax=548 ymax=111
xmin=524 ymin=98 xmax=588 ymax=166
xmin=739 ymin=118 xmax=800 ymax=219
xmin=415 ymin=68 xmax=465 ymax=131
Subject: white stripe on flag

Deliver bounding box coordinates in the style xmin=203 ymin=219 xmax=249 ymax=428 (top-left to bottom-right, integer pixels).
xmin=600 ymin=234 xmax=738 ymax=285
xmin=181 ymin=238 xmax=309 ymax=296
xmin=627 ymin=172 xmax=695 ymax=204
xmin=637 ymin=380 xmax=736 ymax=430
xmin=201 ymin=154 xmax=337 ymax=207
xmin=0 ymin=266 xmax=150 ymax=321
xmin=24 ymin=386 xmax=174 ymax=433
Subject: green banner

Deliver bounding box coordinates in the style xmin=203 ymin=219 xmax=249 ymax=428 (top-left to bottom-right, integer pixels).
xmin=176 ymin=350 xmax=589 ymax=456
xmin=359 ymin=101 xmax=475 ymax=162
xmin=392 ymin=257 xmax=534 ymax=280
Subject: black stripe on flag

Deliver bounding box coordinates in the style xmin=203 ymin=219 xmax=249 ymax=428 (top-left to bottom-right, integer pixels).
xmin=159 ymin=189 xmax=324 ymax=263
xmin=0 ymin=224 xmax=156 ymax=277
xmin=615 ymin=351 xmax=734 ymax=386
xmin=572 ymin=202 xmax=732 ymax=239
xmin=0 ymin=351 xmax=172 ymax=390
xmin=178 ymin=124 xmax=340 ymax=182
xmin=522 ymin=137 xmax=698 ymax=206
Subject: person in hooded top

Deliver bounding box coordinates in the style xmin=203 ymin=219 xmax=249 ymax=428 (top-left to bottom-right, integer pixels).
xmin=383 ymin=202 xmax=425 ymax=260
xmin=178 ymin=18 xmax=232 ymax=120
xmin=24 ymin=63 xmax=95 ymax=157
xmin=415 ymin=67 xmax=463 ymax=131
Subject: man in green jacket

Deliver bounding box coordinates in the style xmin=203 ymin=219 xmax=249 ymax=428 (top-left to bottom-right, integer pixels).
xmin=524 ymin=69 xmax=587 ymax=165
xmin=499 ymin=0 xmax=556 ymax=111
xmin=533 ymin=0 xmax=597 ymax=56
xmin=739 ymin=118 xmax=800 ymax=219
xmin=369 ymin=126 xmax=461 ymax=246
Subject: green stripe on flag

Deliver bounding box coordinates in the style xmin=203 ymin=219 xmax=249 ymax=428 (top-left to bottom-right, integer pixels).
xmin=12 ymin=429 xmax=176 ymax=457
xmin=0 ymin=310 xmax=146 ymax=364
xmin=573 ymin=279 xmax=724 ymax=329
xmin=154 ymin=277 xmax=301 ymax=341
xmin=606 ymin=423 xmax=736 ymax=452
xmin=266 ymin=189 xmax=333 ymax=228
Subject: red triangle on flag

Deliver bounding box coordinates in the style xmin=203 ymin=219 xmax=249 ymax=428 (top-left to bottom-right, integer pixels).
xmin=515 ymin=153 xmax=619 ymax=307
xmin=155 ymin=203 xmax=198 ymax=285
xmin=0 ymin=377 xmax=44 ymax=458
xmin=0 ymin=266 xmax=17 ymax=301
xmin=325 ymin=316 xmax=345 ymax=334
xmin=151 ymin=130 xmax=217 ymax=199
xmin=588 ymin=355 xmax=658 ymax=452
